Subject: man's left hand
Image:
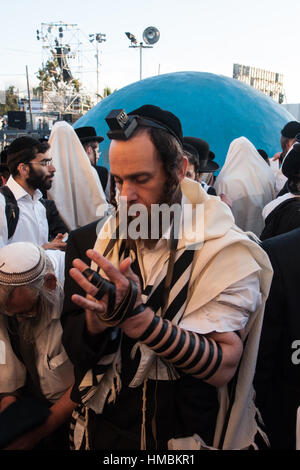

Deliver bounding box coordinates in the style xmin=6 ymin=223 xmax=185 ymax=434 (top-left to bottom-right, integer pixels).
xmin=70 ymin=249 xmax=142 ymax=333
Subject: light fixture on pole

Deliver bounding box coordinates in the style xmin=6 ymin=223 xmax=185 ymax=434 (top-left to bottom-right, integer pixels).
xmin=125 ymin=27 xmax=160 ymax=80
xmin=89 ymin=32 xmax=106 ymax=101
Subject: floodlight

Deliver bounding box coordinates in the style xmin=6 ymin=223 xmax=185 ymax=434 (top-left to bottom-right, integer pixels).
xmin=125 ymin=32 xmax=137 ymax=45
xmin=143 ymin=27 xmax=160 ymax=45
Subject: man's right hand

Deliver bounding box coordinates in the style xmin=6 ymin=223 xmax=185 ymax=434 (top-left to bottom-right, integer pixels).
xmin=271 ymin=151 xmax=282 ymax=161
xmin=42 ymin=233 xmax=67 ymax=251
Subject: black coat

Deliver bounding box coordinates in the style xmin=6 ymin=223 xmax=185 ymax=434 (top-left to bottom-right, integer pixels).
xmin=43 ymin=199 xmax=69 ymax=240
xmin=260 ymin=197 xmax=300 ymax=241
xmin=254 ymin=228 xmax=300 ymax=449
xmin=94 ymin=166 xmax=109 ymax=195
xmin=61 ymin=218 xmax=110 ymax=373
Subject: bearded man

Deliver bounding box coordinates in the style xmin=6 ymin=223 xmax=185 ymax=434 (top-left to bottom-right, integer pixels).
xmin=62 ymin=105 xmax=273 ymax=450
xmin=0 ymin=136 xmax=66 ymax=250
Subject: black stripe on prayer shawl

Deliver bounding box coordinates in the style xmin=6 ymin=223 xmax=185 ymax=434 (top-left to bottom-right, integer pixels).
xmin=143 ymin=285 xmax=153 ymax=296
xmin=146 ymin=249 xmax=194 ymax=317
xmin=69 ymin=405 xmax=85 ymax=449
xmin=95 ymin=223 xmax=120 ymax=273
xmin=78 ymin=386 xmax=92 ymax=401
xmin=162 ymin=280 xmax=190 ymax=323
xmin=118 ymin=239 xmax=127 ymax=261
xmin=70 ymin=415 xmax=77 ymax=427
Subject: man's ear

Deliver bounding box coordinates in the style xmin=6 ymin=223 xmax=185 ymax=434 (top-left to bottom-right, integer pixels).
xmin=178 ymin=156 xmax=188 ymax=182
xmin=17 ymin=162 xmax=30 ymax=177
xmin=43 ymin=273 xmax=57 ymax=291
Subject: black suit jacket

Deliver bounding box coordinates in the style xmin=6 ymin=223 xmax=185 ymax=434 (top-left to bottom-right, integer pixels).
xmin=61 ymin=218 xmax=111 ymax=377
xmin=62 ymin=219 xmax=99 ymax=315
xmin=254 ymin=227 xmax=300 ymax=449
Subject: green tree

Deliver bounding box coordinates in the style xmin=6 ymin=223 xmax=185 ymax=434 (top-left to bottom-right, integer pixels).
xmin=36 ymin=59 xmax=81 ymax=94
xmin=0 ymin=86 xmax=19 ymax=115
xmin=97 ymin=86 xmax=117 ymax=100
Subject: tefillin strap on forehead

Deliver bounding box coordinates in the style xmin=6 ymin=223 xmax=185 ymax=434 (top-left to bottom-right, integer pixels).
xmin=105 ymin=109 xmax=182 ymax=145
xmin=82 ymin=267 xmax=142 ymax=326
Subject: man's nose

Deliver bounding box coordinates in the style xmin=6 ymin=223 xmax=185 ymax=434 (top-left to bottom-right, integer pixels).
xmin=120 ymin=181 xmax=138 ymax=202
xmin=49 ymin=162 xmax=56 ymax=173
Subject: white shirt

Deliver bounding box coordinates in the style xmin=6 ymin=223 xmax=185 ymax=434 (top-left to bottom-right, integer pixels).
xmin=269 ymin=158 xmax=287 ymax=195
xmin=0 ymin=176 xmax=49 ymax=248
xmin=262 ymin=192 xmax=300 ymax=220
xmin=0 ymin=302 xmax=74 ymax=403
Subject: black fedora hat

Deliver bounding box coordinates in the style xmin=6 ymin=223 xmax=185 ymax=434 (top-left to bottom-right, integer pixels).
xmin=183 ymin=136 xmax=219 ymax=173
xmin=74 ymin=126 xmax=104 ymax=143
xmin=282 ymin=142 xmax=300 ymax=178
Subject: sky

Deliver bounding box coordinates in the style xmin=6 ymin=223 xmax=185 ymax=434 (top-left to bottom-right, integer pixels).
xmin=0 ymin=0 xmax=300 ymax=103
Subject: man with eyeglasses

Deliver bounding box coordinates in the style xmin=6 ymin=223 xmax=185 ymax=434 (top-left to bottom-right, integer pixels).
xmin=0 ymin=136 xmax=66 ymax=250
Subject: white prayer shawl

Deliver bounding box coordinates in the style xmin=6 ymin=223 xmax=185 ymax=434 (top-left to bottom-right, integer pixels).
xmin=215 ymin=137 xmax=275 ymax=236
xmin=269 ymin=157 xmax=287 ymax=195
xmin=47 ymin=121 xmax=108 ymax=231
xmin=73 ymin=178 xmax=273 ymax=450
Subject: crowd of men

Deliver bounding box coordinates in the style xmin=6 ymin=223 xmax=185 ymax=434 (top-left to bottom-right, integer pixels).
xmin=0 ymin=105 xmax=300 ymax=451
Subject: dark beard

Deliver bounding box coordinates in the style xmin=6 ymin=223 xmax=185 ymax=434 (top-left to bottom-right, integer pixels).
xmin=27 ymin=166 xmax=54 ymax=192
xmin=17 ymin=312 xmax=42 ymax=344
xmin=124 ymin=185 xmax=182 ymax=250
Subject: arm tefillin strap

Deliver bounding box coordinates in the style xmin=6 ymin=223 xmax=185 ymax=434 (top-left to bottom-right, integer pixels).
xmin=82 ymin=267 xmax=145 ymax=326
xmin=138 ymin=315 xmax=223 ymax=380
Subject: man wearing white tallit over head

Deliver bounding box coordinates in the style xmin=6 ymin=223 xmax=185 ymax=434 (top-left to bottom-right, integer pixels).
xmin=215 ymin=137 xmax=275 ymax=237
xmin=47 ymin=121 xmax=108 ymax=231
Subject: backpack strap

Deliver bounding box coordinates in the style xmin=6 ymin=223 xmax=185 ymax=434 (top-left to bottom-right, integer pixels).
xmin=0 ymin=186 xmax=20 ymax=239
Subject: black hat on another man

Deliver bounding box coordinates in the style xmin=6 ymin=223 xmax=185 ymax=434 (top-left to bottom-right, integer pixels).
xmin=281 ymin=121 xmax=300 ymax=139
xmin=282 ymin=142 xmax=300 ymax=178
xmin=75 ymin=126 xmax=104 ymax=143
xmin=183 ymin=136 xmax=219 ymax=173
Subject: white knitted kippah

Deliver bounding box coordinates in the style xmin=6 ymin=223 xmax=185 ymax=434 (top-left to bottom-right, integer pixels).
xmin=0 ymin=242 xmax=46 ymax=286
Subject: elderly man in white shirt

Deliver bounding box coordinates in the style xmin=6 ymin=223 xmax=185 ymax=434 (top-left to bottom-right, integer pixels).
xmin=0 ymin=242 xmax=76 ymax=449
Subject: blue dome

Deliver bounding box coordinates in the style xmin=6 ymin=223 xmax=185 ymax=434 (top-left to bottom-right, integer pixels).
xmin=74 ymin=71 xmax=294 ymax=170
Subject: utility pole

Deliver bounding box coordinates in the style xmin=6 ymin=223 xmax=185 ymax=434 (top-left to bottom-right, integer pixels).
xmin=139 ymin=43 xmax=143 ymax=80
xmin=96 ymin=42 xmax=99 ymax=99
xmin=89 ymin=32 xmax=106 ymax=101
xmin=26 ymin=66 xmax=33 ymax=131
xmin=125 ymin=28 xmax=160 ymax=81
xmin=129 ymin=42 xmax=152 ymax=81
